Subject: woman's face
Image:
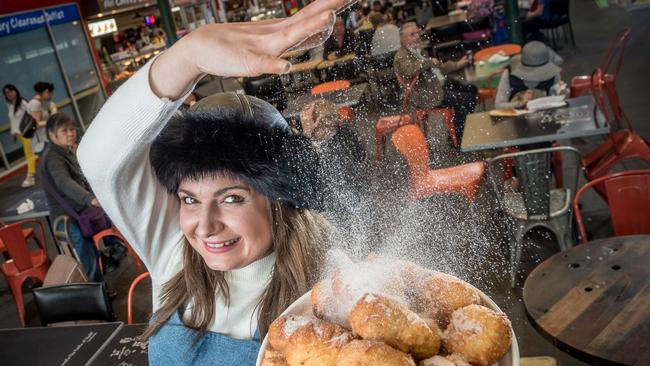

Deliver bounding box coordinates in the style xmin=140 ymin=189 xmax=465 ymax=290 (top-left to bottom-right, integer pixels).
xmin=3 ymin=88 xmax=16 ymax=103
xmin=178 ymin=175 xmax=273 ymax=271
xmin=40 ymin=90 xmax=53 ymax=101
xmin=49 ymin=124 xmax=77 ymax=149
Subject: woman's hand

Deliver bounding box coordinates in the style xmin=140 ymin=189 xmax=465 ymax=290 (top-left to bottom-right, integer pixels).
xmin=150 ymin=0 xmax=357 ymax=99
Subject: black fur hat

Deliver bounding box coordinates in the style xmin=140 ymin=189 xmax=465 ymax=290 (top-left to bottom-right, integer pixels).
xmin=150 ymin=92 xmax=324 ymax=211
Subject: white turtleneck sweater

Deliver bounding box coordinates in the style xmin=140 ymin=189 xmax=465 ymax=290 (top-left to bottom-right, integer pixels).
xmin=77 ymin=59 xmax=274 ymax=340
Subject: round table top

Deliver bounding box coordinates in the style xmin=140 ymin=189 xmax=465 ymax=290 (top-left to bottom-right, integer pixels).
xmin=523 ymin=235 xmax=650 ymax=365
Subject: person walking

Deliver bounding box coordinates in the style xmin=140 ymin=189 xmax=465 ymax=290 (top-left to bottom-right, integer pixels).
xmin=3 ymin=84 xmax=37 ymax=188
xmin=26 ymin=81 xmax=56 ymax=162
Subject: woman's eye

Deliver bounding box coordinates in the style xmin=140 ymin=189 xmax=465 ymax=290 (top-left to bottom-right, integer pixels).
xmin=181 ymin=196 xmax=197 ymax=205
xmin=223 ymin=195 xmax=244 ymax=204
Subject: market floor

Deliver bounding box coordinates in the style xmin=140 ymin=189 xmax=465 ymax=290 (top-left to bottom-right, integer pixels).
xmin=0 ymin=1 xmax=648 ymax=365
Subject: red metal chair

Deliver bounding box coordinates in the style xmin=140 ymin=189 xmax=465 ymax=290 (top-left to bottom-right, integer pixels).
xmin=0 ymin=219 xmax=46 ymax=259
xmin=93 ymin=227 xmax=145 ymax=274
xmin=395 ymin=72 xmax=457 ymax=147
xmin=583 ymin=69 xmax=650 ymax=189
xmin=375 ymin=73 xmax=419 ymax=163
xmin=337 ymin=106 xmax=355 ymax=126
xmin=574 ymin=169 xmax=650 ymax=243
xmin=391 ymin=124 xmax=486 ymax=202
xmin=311 ymin=80 xmax=351 ymax=96
xmin=570 ymin=28 xmax=630 ymax=102
xmin=127 ymin=271 xmax=150 ymax=324
xmin=0 ymin=221 xmax=50 ymax=326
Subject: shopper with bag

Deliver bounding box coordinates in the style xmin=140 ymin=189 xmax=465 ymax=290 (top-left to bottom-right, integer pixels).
xmin=26 ymin=82 xmax=56 ymax=168
xmin=3 ymin=84 xmax=38 ymax=188
xmin=39 ymin=113 xmax=122 ymax=283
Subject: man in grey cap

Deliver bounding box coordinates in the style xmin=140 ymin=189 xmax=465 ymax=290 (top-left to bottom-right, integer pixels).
xmin=495 ymin=41 xmax=565 ymax=109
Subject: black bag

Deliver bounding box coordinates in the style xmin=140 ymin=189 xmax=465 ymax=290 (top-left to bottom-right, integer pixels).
xmin=19 ymin=111 xmax=37 ymax=138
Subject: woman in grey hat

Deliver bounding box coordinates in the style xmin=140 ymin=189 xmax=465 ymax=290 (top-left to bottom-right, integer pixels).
xmin=76 ymin=0 xmax=353 ymax=364
xmin=495 ymin=41 xmax=566 ymax=109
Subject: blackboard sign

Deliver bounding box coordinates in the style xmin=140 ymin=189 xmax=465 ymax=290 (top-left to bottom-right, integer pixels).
xmin=90 ymin=323 xmax=149 ymax=366
xmin=0 ymin=322 xmax=120 ymax=366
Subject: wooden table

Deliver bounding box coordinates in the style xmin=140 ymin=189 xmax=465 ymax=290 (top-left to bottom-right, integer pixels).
xmin=523 ymin=235 xmax=650 ymax=365
xmin=317 ymin=53 xmax=356 ymax=70
xmin=461 ymin=95 xmax=608 ymax=152
xmin=425 ymin=10 xmax=467 ymax=31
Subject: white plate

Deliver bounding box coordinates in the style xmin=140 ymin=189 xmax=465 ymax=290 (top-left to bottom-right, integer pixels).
xmin=255 ymin=288 xmax=520 ymax=366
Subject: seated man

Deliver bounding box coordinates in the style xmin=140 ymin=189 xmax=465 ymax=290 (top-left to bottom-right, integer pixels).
xmin=370 ymin=13 xmax=401 ymax=56
xmin=393 ymin=22 xmax=477 ymax=143
xmin=300 ymin=100 xmax=370 ymax=208
xmin=323 ymin=16 xmax=358 ymax=61
xmin=494 ymin=41 xmax=565 ymax=109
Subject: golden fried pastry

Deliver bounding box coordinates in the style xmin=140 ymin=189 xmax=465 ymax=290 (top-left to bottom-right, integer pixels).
xmin=443 ymin=305 xmax=512 ymax=366
xmin=348 ymin=293 xmax=441 ymax=359
xmin=337 ymin=340 xmax=416 ymax=366
xmin=419 ymin=354 xmax=471 ymax=366
xmin=416 ymin=272 xmax=482 ymax=328
xmin=261 ymin=348 xmax=289 ymax=366
xmin=268 ymin=314 xmax=355 ymax=366
xmin=312 ymin=262 xmax=408 ymax=327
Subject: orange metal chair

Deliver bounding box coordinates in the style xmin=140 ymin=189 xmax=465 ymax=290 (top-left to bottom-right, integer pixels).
xmin=570 ymin=28 xmax=630 ymax=100
xmin=310 ymin=80 xmax=351 ymax=96
xmin=583 ymin=69 xmax=650 ymax=190
xmin=127 ymin=271 xmax=150 ymax=324
xmin=391 ymin=124 xmax=486 ymax=202
xmin=0 ymin=221 xmax=50 ymax=326
xmin=93 ymin=227 xmax=145 ymax=273
xmin=574 ymin=169 xmax=650 ymax=243
xmin=474 ymin=44 xmax=522 ymax=62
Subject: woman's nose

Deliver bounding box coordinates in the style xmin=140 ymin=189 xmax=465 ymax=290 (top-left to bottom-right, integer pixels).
xmin=196 ymin=205 xmax=224 ymax=237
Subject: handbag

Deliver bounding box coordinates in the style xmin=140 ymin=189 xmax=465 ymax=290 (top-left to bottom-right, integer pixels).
xmin=39 ymin=170 xmax=110 ymax=238
xmin=19 ymin=111 xmax=37 ymax=138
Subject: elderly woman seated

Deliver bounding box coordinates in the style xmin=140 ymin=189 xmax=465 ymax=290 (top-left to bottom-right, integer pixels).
xmin=495 ymin=41 xmax=566 ymax=110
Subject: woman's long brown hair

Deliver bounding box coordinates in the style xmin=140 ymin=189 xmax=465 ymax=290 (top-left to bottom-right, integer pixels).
xmin=142 ymin=202 xmax=329 ymax=340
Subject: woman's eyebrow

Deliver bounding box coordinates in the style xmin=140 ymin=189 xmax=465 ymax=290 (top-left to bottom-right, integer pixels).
xmin=177 ymin=186 xmax=250 ymax=197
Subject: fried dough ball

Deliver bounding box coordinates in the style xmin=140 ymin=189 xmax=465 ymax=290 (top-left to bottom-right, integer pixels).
xmin=312 ymin=262 xmax=408 ymax=327
xmin=261 ymin=348 xmax=289 ymax=366
xmin=419 ymin=354 xmax=472 ymax=366
xmin=416 ymin=272 xmax=482 ymax=328
xmin=348 ymin=293 xmax=441 ymax=359
xmin=336 ymin=340 xmax=416 ymax=366
xmin=268 ymin=315 xmax=354 ymax=366
xmin=443 ymin=305 xmax=512 ymax=366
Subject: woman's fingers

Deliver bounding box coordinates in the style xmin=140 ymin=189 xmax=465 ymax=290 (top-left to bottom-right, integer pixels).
xmin=243 ymin=52 xmax=291 ymax=76
xmin=266 ymin=10 xmax=335 ymax=55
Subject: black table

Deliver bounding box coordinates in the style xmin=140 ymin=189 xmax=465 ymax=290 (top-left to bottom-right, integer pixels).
xmin=0 ymin=322 xmax=121 ymax=366
xmin=282 ymin=83 xmax=368 ymax=119
xmin=90 ymin=323 xmax=149 ymax=366
xmin=461 ymin=95 xmax=608 ymax=152
xmin=0 ymin=186 xmax=51 ymax=222
xmin=0 ymin=322 xmax=150 ymax=366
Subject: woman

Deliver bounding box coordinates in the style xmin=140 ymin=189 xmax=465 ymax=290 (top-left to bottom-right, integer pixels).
xmin=40 ymin=113 xmax=105 ymax=283
xmin=77 ymin=0 xmax=349 ymax=364
xmin=323 ymin=16 xmax=358 ymax=60
xmin=494 ymin=41 xmax=565 ymax=109
xmin=27 ymin=81 xmax=56 ymax=160
xmin=3 ymin=84 xmax=36 ymax=188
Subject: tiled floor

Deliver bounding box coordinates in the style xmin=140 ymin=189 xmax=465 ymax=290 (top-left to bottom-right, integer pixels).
xmin=0 ymin=1 xmax=648 ymax=365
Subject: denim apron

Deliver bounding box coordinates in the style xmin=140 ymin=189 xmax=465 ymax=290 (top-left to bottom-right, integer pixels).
xmin=148 ymin=311 xmax=261 ymax=365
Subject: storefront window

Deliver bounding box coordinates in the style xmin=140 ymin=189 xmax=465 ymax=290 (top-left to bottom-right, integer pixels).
xmin=0 ymin=4 xmax=106 ymax=170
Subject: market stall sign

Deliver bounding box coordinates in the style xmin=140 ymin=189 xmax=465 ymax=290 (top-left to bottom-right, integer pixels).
xmin=0 ymin=4 xmax=80 ymax=37
xmin=88 ymin=18 xmax=118 ymax=37
xmin=98 ymin=0 xmax=152 ymax=13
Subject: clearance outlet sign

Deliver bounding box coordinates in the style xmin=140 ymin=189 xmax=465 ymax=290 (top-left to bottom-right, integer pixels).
xmin=0 ymin=4 xmax=80 ymax=37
